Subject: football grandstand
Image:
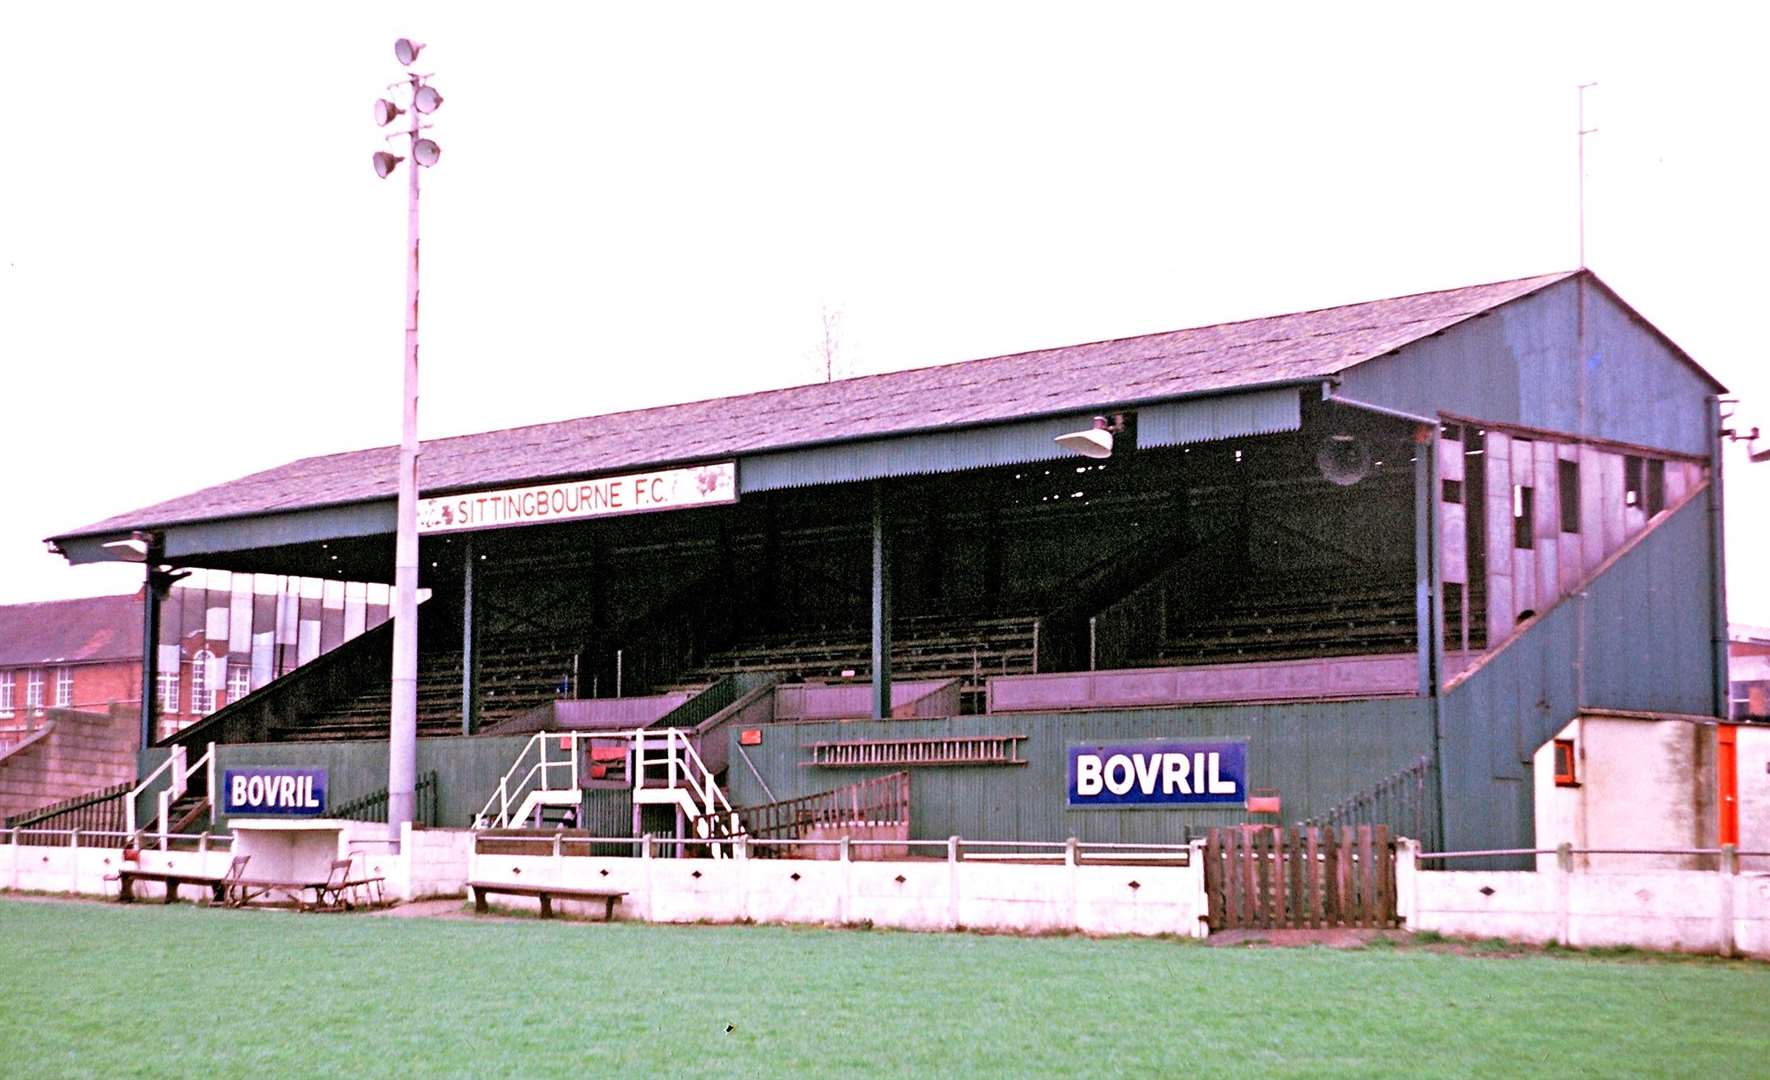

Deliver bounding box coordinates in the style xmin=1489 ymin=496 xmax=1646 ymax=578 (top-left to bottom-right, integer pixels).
xmin=34 ymin=268 xmax=1733 ymax=861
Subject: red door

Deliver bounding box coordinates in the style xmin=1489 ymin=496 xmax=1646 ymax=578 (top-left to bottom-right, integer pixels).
xmin=1718 ymin=724 xmax=1739 ymax=847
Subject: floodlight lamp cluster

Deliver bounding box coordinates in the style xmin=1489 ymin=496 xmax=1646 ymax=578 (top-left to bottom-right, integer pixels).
xmin=370 ymin=38 xmax=443 ymax=179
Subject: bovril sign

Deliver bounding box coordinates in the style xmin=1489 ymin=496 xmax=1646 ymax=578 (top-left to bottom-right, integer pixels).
xmin=222 ymin=767 xmax=327 ymax=817
xmin=1067 ymin=741 xmax=1247 ymax=807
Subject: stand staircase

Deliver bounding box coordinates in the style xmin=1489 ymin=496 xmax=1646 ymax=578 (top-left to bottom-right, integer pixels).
xmin=475 ymin=728 xmax=742 ymax=855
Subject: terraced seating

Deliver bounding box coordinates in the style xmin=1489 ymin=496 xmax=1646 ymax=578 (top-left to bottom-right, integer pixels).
xmin=680 ymin=614 xmax=1040 ymax=712
xmin=273 ymin=634 xmax=577 ymax=741
xmin=1149 ymin=572 xmax=1420 ymax=666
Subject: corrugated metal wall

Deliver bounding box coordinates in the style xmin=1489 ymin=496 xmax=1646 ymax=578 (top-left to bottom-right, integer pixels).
xmin=178 ymin=735 xmax=533 ymax=831
xmin=727 ymin=699 xmax=1435 ymax=844
xmin=1336 ymin=277 xmax=1715 ymax=458
xmin=1437 ymin=491 xmax=1719 ymax=856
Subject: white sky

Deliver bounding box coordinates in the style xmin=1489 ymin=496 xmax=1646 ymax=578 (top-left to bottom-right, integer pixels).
xmin=1 ymin=2 xmax=1764 ymax=621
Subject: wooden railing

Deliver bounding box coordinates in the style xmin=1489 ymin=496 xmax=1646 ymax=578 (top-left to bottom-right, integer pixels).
xmin=718 ymin=771 xmax=910 ymax=850
xmin=5 ymin=781 xmax=134 ymax=846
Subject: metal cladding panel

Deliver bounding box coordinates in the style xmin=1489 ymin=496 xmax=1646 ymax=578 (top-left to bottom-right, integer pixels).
xmin=191 ymin=735 xmax=533 ymax=831
xmin=737 ymin=410 xmax=1107 ymax=493
xmin=725 ymin=699 xmax=1436 ymax=846
xmin=1438 ymin=492 xmax=1718 ymax=859
xmin=1334 ymin=277 xmax=1713 ymax=457
xmin=1580 ymin=492 xmax=1717 ymax=718
xmin=1136 ymin=387 xmax=1302 ymax=448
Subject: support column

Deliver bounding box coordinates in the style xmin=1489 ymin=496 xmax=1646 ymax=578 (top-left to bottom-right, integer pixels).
xmin=1412 ymin=424 xmax=1439 ymax=697
xmin=138 ymin=549 xmax=169 ymax=751
xmin=1707 ymin=396 xmax=1731 ymax=718
xmin=460 ymin=536 xmax=479 ymax=736
xmin=871 ymin=484 xmax=893 ymax=721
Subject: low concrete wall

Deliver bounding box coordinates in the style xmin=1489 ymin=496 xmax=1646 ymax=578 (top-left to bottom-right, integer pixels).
xmin=1406 ymin=863 xmax=1770 ymax=959
xmin=0 ymin=824 xmax=473 ymax=904
xmin=466 ymin=842 xmax=1207 ymax=937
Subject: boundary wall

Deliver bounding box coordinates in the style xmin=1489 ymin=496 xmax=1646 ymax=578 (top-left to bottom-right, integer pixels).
xmin=467 ymin=838 xmax=1207 ymax=937
xmin=0 ymin=822 xmax=471 ymax=903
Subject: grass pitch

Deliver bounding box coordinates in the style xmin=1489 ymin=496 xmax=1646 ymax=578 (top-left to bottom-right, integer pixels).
xmin=1 ymin=899 xmax=1766 ymax=1077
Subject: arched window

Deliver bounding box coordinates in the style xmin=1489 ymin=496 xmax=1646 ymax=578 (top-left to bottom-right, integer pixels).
xmin=191 ymin=650 xmax=215 ymax=715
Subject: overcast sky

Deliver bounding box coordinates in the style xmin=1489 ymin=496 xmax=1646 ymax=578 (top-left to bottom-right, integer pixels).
xmin=1 ymin=3 xmax=1764 ymax=622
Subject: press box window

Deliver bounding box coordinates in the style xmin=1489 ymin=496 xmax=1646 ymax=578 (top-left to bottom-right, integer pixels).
xmin=1646 ymin=459 xmax=1665 ymax=515
xmin=1558 ymin=459 xmax=1580 ymax=533
xmin=1624 ymin=456 xmax=1644 ymax=508
xmin=1512 ymin=485 xmax=1535 ymax=549
xmin=1552 ymin=739 xmax=1578 ymax=787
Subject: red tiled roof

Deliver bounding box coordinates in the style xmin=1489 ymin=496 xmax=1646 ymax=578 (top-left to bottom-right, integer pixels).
xmin=0 ymin=595 xmax=141 ymax=668
xmin=55 ymin=271 xmax=1577 ymax=539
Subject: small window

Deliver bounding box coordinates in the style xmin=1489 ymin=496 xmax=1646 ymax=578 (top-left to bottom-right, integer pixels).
xmin=1558 ymin=459 xmax=1580 ymax=533
xmin=0 ymin=672 xmax=13 ymax=717
xmin=25 ymin=670 xmax=43 ymax=715
xmin=1441 ymin=422 xmax=1464 ymax=442
xmin=1624 ymin=455 xmax=1644 ymax=508
xmin=1646 ymin=459 xmax=1666 ymax=516
xmin=227 ymin=663 xmax=251 ymax=705
xmin=1552 ymin=739 xmax=1579 ymax=787
xmin=54 ymin=667 xmax=73 ymax=708
xmin=191 ymin=650 xmax=215 ymax=716
xmin=1513 ymin=485 xmax=1535 ymax=549
xmin=157 ymin=667 xmax=180 ymax=715
xmin=1442 ymin=479 xmax=1463 ymax=504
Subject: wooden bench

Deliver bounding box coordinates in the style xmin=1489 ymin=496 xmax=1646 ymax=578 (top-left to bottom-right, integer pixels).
xmin=467 ymin=880 xmax=625 ymax=921
xmin=114 ymin=867 xmax=226 ymax=904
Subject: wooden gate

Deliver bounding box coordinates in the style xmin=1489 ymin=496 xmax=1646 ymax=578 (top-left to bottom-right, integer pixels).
xmin=1203 ymin=825 xmax=1398 ymax=930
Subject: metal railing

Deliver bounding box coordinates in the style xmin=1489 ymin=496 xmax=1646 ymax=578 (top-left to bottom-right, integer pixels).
xmin=5 ymin=781 xmax=134 ymax=840
xmin=476 ymin=728 xmax=736 ymax=835
xmin=470 ymin=830 xmax=1197 ymax=865
xmin=333 ymin=770 xmax=440 ymax=826
xmin=1 ymin=826 xmax=235 ymax=850
xmin=1299 ymin=754 xmax=1440 ymax=852
xmin=126 ymin=742 xmax=216 ymax=845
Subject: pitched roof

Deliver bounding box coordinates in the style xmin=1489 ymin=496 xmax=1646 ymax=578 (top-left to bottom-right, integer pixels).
xmin=56 ymin=271 xmax=1579 ymax=540
xmin=0 ymin=595 xmax=141 ymax=668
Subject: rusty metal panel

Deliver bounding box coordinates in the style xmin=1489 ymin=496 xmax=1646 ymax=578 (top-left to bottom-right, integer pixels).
xmin=1600 ymin=450 xmax=1626 ymax=557
xmin=1579 ymin=444 xmax=1606 ymax=574
xmin=1533 ymin=439 xmax=1560 ymax=609
xmin=1439 ymin=431 xmax=1467 ymax=584
xmin=1484 ymin=433 xmax=1514 ymax=643
xmin=1440 ymin=502 xmax=1467 ymax=584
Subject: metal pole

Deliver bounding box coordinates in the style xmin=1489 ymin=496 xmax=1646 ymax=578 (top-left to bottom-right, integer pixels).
xmin=460 ymin=535 xmax=476 ymax=736
xmin=388 ymin=73 xmax=423 ymax=845
xmin=871 ymin=483 xmax=893 ymax=720
xmin=139 ymin=560 xmax=163 ymax=751
xmin=1577 ymin=82 xmax=1596 ymax=269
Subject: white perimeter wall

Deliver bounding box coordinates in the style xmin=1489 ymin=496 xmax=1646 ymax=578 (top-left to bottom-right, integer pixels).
xmin=466 ymin=845 xmax=1208 ymax=938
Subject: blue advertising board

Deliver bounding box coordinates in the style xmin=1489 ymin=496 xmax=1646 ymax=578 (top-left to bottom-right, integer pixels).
xmin=221 ymin=767 xmax=328 ymax=817
xmin=1066 ymin=740 xmax=1247 ymax=808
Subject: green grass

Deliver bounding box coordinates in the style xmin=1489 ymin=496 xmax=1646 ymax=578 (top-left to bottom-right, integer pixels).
xmin=1 ymin=899 xmax=1766 ymax=1078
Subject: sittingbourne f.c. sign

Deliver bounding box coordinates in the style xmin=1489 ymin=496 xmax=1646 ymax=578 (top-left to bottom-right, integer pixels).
xmin=1067 ymin=740 xmax=1247 ymax=808
xmin=417 ymin=461 xmax=737 ymax=535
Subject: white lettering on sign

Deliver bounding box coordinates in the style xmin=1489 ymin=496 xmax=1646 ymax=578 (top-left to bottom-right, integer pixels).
xmin=234 ymin=774 xmax=321 ymax=809
xmin=1072 ymin=752 xmax=1237 ymax=797
xmin=417 ymin=462 xmax=737 ymax=535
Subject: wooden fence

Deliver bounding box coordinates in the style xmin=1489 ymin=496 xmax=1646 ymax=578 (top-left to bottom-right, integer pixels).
xmin=1203 ymin=825 xmax=1398 ymax=930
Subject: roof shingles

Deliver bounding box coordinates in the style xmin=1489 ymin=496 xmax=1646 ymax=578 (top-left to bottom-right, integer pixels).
xmin=56 ymin=271 xmax=1575 ymax=540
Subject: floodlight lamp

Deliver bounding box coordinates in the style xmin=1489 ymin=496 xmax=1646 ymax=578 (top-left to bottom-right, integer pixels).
xmin=394 ymin=38 xmax=424 ymax=65
xmin=413 ymin=138 xmax=442 ymax=167
xmin=413 ymin=84 xmax=444 ymax=114
xmin=373 ymin=98 xmax=405 ymax=126
xmin=1055 ymin=416 xmax=1115 ymax=459
xmin=373 ymin=151 xmax=404 ymax=178
xmin=101 ymin=536 xmax=151 ymax=563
